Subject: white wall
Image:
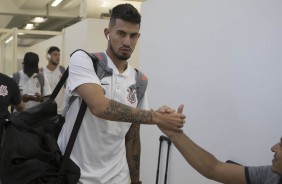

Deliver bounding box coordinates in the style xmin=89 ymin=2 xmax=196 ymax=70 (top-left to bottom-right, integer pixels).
xmin=140 ymin=0 xmax=282 ymax=184
xmin=24 ymin=36 xmax=63 ymax=69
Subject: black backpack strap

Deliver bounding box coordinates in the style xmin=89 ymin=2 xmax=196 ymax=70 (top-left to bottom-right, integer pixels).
xmin=56 ymin=49 xmax=99 ymax=182
xmin=49 ymin=67 xmax=69 ymax=101
xmin=57 ymin=100 xmax=87 ymax=183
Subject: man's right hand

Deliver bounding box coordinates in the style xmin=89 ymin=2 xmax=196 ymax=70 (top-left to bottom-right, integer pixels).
xmin=152 ymin=105 xmax=185 ymax=132
xmin=156 ymin=105 xmax=185 ymax=135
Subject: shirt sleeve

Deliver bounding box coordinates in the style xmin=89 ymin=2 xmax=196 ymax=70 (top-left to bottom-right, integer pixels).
xmin=68 ymin=50 xmax=101 ymax=94
xmin=245 ymin=166 xmax=280 ymax=184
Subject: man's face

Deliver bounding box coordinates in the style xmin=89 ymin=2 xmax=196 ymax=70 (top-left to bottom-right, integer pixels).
xmin=271 ymin=137 xmax=282 ymax=175
xmin=25 ymin=72 xmax=34 ymax=77
xmin=49 ymin=51 xmax=60 ymax=65
xmin=107 ymin=19 xmax=140 ymax=61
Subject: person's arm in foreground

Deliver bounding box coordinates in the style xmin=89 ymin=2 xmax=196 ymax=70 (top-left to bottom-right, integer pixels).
xmin=11 ymin=79 xmax=25 ymax=112
xmin=76 ymin=84 xmax=186 ymax=131
xmin=157 ymin=105 xmax=247 ymax=184
xmin=125 ymin=123 xmax=141 ymax=183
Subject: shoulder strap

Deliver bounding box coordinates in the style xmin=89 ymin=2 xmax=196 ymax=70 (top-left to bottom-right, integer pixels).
xmin=12 ymin=72 xmax=20 ymax=84
xmin=37 ymin=72 xmax=45 ymax=95
xmin=57 ymin=50 xmax=99 ymax=180
xmin=59 ymin=65 xmax=65 ymax=74
xmin=93 ymin=52 xmax=113 ymax=80
xmin=132 ymin=68 xmax=148 ymax=106
xmin=92 ymin=51 xmax=148 ymax=106
xmin=70 ymin=49 xmax=99 ymax=72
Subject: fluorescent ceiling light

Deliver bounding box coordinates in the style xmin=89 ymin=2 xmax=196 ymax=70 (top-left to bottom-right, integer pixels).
xmin=24 ymin=23 xmax=35 ymax=30
xmin=101 ymin=1 xmax=111 ymax=7
xmin=51 ymin=0 xmax=63 ymax=7
xmin=5 ymin=36 xmax=13 ymax=44
xmin=30 ymin=17 xmax=47 ymax=23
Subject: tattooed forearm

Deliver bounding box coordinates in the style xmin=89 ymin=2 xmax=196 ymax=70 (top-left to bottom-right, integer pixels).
xmin=126 ymin=124 xmax=141 ymax=182
xmin=105 ymin=100 xmax=153 ymax=124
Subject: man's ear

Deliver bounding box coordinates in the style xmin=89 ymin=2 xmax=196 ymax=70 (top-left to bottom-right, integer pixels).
xmin=104 ymin=28 xmax=110 ymax=40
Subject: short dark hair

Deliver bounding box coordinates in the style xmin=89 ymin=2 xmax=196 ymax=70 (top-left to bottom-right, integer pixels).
xmin=47 ymin=46 xmax=60 ymax=54
xmin=109 ymin=3 xmax=141 ymax=27
xmin=23 ymin=52 xmax=39 ymax=74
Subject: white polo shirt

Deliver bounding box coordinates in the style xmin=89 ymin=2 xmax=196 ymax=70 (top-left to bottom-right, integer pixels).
xmin=42 ymin=66 xmax=65 ymax=115
xmin=17 ymin=70 xmax=52 ymax=109
xmin=58 ymin=51 xmax=149 ymax=184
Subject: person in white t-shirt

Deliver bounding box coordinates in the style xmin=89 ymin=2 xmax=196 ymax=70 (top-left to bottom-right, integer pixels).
xmin=57 ymin=4 xmax=186 ymax=184
xmin=41 ymin=46 xmax=65 ymax=115
xmin=12 ymin=52 xmax=52 ymax=109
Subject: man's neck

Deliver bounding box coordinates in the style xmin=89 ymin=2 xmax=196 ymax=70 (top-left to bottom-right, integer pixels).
xmin=46 ymin=63 xmax=57 ymax=71
xmin=106 ymin=50 xmax=128 ymax=73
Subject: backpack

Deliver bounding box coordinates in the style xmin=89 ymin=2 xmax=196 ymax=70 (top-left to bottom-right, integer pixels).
xmin=0 ymin=55 xmax=98 ymax=184
xmin=67 ymin=49 xmax=148 ymax=108
xmin=93 ymin=51 xmax=148 ymax=106
xmin=12 ymin=71 xmax=45 ymax=95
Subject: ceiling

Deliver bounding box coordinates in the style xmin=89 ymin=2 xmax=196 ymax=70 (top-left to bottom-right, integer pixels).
xmin=0 ymin=0 xmax=143 ymax=47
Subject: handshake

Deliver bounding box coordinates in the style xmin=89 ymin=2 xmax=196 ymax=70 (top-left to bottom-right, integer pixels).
xmin=153 ymin=104 xmax=186 ymax=136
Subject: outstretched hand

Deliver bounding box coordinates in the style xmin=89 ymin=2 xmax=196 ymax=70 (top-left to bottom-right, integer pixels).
xmin=156 ymin=104 xmax=185 ymax=136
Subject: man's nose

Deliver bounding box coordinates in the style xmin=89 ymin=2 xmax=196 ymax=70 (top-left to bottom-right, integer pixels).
xmin=123 ymin=36 xmax=132 ymax=46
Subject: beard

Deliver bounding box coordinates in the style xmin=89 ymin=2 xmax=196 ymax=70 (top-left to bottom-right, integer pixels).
xmin=50 ymin=60 xmax=59 ymax=66
xmin=109 ymin=43 xmax=131 ymax=61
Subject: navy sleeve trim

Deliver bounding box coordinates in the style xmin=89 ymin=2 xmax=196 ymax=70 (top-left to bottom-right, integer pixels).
xmin=245 ymin=167 xmax=251 ymax=184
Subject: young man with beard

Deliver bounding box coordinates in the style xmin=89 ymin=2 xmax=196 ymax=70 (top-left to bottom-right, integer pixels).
xmin=41 ymin=46 xmax=65 ymax=116
xmin=57 ymin=4 xmax=186 ymax=184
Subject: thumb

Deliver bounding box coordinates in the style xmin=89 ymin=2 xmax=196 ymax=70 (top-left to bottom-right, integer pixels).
xmin=177 ymin=104 xmax=184 ymax=114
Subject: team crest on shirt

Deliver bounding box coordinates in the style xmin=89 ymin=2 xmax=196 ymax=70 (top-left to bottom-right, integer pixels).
xmin=0 ymin=85 xmax=8 ymax=96
xmin=127 ymin=88 xmax=137 ymax=104
xmin=35 ymin=81 xmax=40 ymax=88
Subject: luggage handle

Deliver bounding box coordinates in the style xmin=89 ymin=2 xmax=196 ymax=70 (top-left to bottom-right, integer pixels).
xmin=156 ymin=135 xmax=171 ymax=184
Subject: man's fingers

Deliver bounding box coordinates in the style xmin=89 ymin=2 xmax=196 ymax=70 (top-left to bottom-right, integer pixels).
xmin=177 ymin=104 xmax=184 ymax=114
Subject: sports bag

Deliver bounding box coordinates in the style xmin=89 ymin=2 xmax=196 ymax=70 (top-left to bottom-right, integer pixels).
xmin=0 ymin=54 xmax=98 ymax=184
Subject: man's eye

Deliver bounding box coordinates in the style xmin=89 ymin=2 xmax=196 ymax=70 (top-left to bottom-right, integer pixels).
xmin=118 ymin=32 xmax=125 ymax=36
xmin=131 ymin=34 xmax=138 ymax=39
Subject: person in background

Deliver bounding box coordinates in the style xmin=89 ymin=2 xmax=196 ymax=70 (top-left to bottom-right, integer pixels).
xmin=157 ymin=105 xmax=282 ymax=184
xmin=41 ymin=46 xmax=65 ymax=116
xmin=12 ymin=52 xmax=51 ymax=109
xmin=0 ymin=72 xmax=24 ymax=143
xmin=57 ymin=4 xmax=186 ymax=184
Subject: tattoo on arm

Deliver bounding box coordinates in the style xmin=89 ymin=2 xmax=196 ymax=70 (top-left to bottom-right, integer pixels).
xmin=105 ymin=100 xmax=153 ymax=124
xmin=126 ymin=123 xmax=141 ymax=182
